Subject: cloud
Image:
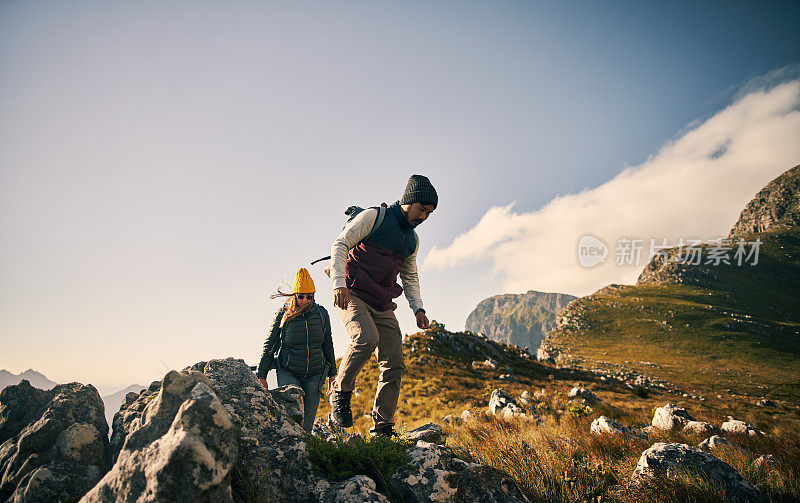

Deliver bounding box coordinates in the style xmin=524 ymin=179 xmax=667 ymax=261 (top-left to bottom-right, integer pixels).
xmin=422 ymin=78 xmax=800 ymax=297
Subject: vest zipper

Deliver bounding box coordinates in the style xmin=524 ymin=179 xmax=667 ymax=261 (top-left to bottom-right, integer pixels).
xmin=305 ymin=319 xmax=310 ymax=377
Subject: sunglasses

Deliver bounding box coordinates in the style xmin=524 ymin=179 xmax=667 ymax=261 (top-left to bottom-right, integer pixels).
xmin=295 ymin=294 xmax=314 ymax=300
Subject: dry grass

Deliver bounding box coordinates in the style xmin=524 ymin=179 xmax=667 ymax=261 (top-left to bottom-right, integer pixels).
xmin=444 ymin=401 xmax=800 ymax=503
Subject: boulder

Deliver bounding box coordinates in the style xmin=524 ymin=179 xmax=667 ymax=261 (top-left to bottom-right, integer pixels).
xmin=0 ymin=380 xmax=108 ymax=503
xmin=391 ymin=441 xmax=530 ymax=502
xmin=697 ymin=435 xmax=731 ymax=451
xmin=568 ymin=387 xmax=599 ymax=403
xmin=590 ymin=416 xmax=648 ymax=440
xmin=312 ymin=418 xmax=336 ymax=441
xmin=721 ymin=417 xmax=764 ymax=436
xmin=752 ymin=454 xmax=779 ymax=470
xmin=81 ymin=371 xmax=238 ymax=502
xmin=682 ymin=421 xmax=715 ymax=434
xmin=651 ymin=403 xmax=694 ymax=430
xmin=404 ymin=423 xmax=447 ymax=445
xmin=632 ymin=442 xmax=760 ymax=503
xmin=488 ymin=389 xmax=525 ymax=418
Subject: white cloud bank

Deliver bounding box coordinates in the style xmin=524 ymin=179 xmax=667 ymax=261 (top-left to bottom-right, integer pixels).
xmin=422 ymin=79 xmax=800 ymax=297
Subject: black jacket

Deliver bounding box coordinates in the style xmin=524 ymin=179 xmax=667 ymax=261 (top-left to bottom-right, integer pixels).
xmin=256 ymin=302 xmax=337 ymax=379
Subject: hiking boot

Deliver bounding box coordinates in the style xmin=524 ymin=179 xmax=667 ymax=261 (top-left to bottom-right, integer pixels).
xmin=329 ymin=390 xmax=353 ymax=428
xmin=369 ymin=424 xmax=399 ymax=439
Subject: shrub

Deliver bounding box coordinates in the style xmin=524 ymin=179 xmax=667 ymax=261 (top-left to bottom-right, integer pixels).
xmin=306 ymin=435 xmax=414 ymax=482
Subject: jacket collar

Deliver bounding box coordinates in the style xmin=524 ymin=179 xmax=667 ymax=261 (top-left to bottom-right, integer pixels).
xmin=389 ymin=201 xmax=412 ymax=231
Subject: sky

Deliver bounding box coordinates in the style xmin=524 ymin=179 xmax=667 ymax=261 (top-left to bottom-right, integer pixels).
xmin=1 ymin=1 xmax=799 ymax=393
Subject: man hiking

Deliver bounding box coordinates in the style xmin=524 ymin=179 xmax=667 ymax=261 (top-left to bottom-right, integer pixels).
xmin=327 ymin=174 xmax=436 ymax=437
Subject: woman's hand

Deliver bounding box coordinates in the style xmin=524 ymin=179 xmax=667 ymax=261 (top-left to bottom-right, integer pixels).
xmin=258 ymin=377 xmax=268 ymax=390
xmin=326 ymin=377 xmax=336 ymax=396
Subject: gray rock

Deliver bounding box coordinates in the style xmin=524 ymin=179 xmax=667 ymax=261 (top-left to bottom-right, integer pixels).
xmin=752 ymin=454 xmax=779 ymax=470
xmin=683 ymin=421 xmax=715 ymax=434
xmin=721 ymin=416 xmax=764 ymax=436
xmin=590 ymin=416 xmax=648 ymax=440
xmin=488 ymin=389 xmax=525 ymax=418
xmin=392 ymin=441 xmax=530 ymax=502
xmin=404 ymin=423 xmax=447 ymax=445
xmin=729 ymin=164 xmax=800 ymax=238
xmin=632 ymin=442 xmax=761 ymax=503
xmin=651 ymin=403 xmax=694 ymax=430
xmin=0 ymin=380 xmax=108 ymax=503
xmin=334 ymin=475 xmax=390 ymax=502
xmin=698 ymin=435 xmax=731 ymax=450
xmin=312 ymin=418 xmax=336 ymax=441
xmin=81 ymin=371 xmax=238 ymax=502
xmin=568 ymin=387 xmax=599 ymax=403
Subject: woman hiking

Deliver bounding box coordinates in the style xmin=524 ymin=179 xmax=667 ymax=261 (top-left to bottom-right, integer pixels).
xmin=257 ymin=267 xmax=337 ymax=432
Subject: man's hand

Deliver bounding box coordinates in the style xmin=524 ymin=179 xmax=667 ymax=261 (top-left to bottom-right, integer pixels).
xmin=258 ymin=377 xmax=268 ymax=390
xmin=326 ymin=376 xmax=336 ymax=396
xmin=334 ymin=287 xmax=351 ymax=310
xmin=416 ymin=310 xmax=430 ymax=329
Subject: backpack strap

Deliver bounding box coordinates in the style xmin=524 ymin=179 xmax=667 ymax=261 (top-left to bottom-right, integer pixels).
xmin=365 ymin=206 xmax=386 ymax=242
xmin=310 ymin=206 xmax=386 ymax=265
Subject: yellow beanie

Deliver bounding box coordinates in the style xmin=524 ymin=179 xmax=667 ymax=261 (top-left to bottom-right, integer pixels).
xmin=293 ymin=267 xmax=315 ymax=294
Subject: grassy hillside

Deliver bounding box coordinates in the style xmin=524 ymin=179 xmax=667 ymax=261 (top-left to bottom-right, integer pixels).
xmin=543 ymin=226 xmax=800 ymax=408
xmin=311 ymin=322 xmax=800 ymax=502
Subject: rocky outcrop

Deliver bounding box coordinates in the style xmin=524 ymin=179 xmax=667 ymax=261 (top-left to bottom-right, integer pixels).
xmin=466 ymin=290 xmax=578 ymax=354
xmin=488 ymin=389 xmax=525 ymax=418
xmin=721 ymin=416 xmax=764 ymax=436
xmin=632 ymin=442 xmax=760 ymax=503
xmin=81 ymin=371 xmax=238 ymax=502
xmin=0 ymin=380 xmax=108 ymax=503
xmin=80 ymin=358 xmax=528 ymax=503
xmin=729 ymin=164 xmax=800 ymax=238
xmin=651 ymin=403 xmax=694 ymax=430
xmin=568 ymin=387 xmax=599 ymax=403
xmin=404 ymin=423 xmax=447 ymax=445
xmin=590 ymin=416 xmax=648 ymax=440
xmin=392 ymin=440 xmax=530 ymax=502
xmin=682 ymin=420 xmax=715 ymax=434
xmin=697 ymin=435 xmax=732 ymax=451
xmin=636 ymin=246 xmax=724 ymax=288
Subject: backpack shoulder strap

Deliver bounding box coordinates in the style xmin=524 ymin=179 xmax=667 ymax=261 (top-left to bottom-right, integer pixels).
xmin=362 ymin=206 xmax=386 ymax=243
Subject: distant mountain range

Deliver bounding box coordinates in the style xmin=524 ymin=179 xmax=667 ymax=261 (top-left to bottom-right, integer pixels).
xmin=1 ymin=369 xmax=145 ymax=434
xmin=0 ymin=369 xmax=58 ymax=390
xmin=465 ymin=290 xmax=578 ymax=353
xmin=539 ymin=163 xmax=800 ymax=406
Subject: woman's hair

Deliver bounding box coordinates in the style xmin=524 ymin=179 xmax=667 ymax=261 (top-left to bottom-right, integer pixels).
xmin=269 ymin=284 xmax=313 ymax=327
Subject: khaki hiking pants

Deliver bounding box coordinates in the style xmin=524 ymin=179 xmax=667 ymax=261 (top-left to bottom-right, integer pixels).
xmin=333 ymin=291 xmax=406 ymax=432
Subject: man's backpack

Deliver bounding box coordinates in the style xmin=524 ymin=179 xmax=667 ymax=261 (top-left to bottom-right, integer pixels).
xmin=311 ymin=203 xmax=388 ymax=274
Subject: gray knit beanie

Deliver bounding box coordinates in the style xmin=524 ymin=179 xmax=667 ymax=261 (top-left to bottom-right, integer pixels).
xmin=400 ymin=174 xmax=438 ymax=209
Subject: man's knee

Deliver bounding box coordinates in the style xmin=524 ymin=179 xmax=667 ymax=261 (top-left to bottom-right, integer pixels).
xmin=378 ymin=366 xmax=404 ymax=384
xmin=346 ymin=319 xmax=379 ymax=351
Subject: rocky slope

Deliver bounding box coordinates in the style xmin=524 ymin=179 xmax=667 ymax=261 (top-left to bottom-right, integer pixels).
xmin=465 ymin=290 xmax=578 ymax=353
xmin=0 ymin=358 xmax=530 ymax=503
xmin=729 ymin=164 xmax=800 ymax=238
xmin=539 ymin=164 xmax=800 ymax=407
xmin=0 ymin=380 xmax=108 ymax=502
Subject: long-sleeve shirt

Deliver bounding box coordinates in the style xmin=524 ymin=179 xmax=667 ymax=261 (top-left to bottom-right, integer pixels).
xmin=329 ymin=207 xmax=424 ymax=313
